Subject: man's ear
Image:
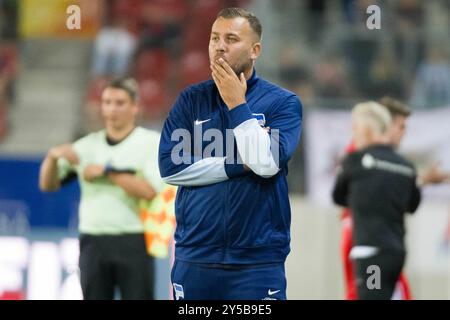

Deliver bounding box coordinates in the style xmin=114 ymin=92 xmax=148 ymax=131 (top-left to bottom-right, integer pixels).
xmin=132 ymin=103 xmax=139 ymax=116
xmin=251 ymin=42 xmax=261 ymax=60
xmin=364 ymin=125 xmax=374 ymax=144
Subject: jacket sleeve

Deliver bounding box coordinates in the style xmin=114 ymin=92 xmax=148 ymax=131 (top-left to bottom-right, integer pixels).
xmin=332 ymin=155 xmax=352 ymax=207
xmin=407 ymin=173 xmax=422 ymax=214
xmin=158 ymin=91 xmax=247 ymax=186
xmin=228 ymin=95 xmax=302 ymax=178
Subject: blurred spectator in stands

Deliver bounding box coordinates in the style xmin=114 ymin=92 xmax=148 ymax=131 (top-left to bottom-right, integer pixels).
xmin=343 ymin=36 xmax=378 ymax=96
xmin=341 ymin=0 xmax=356 ymax=24
xmin=281 ymin=64 xmax=315 ymax=105
xmin=0 ymin=40 xmax=18 ymax=140
xmin=305 ymin=0 xmax=328 ymax=45
xmin=135 ymin=0 xmax=185 ymax=57
xmin=109 ymin=0 xmax=143 ymax=35
xmin=342 ymin=0 xmax=380 ymax=27
xmin=91 ymin=15 xmax=137 ymax=78
xmin=396 ymin=0 xmax=424 ymax=31
xmin=0 ymin=101 xmax=6 ymax=140
xmin=313 ymin=54 xmax=354 ymax=100
xmin=368 ymin=46 xmax=404 ymax=100
xmin=0 ymin=0 xmax=18 ymax=39
xmin=0 ymin=0 xmax=18 ymax=141
xmin=279 ymin=47 xmax=315 ymax=105
xmin=409 ymin=47 xmax=450 ymax=109
xmin=276 ymin=46 xmax=310 ymax=193
xmin=0 ymin=0 xmax=18 ymax=138
xmin=393 ymin=0 xmax=425 ymax=72
xmin=0 ymin=41 xmax=18 ymax=101
xmin=340 ymin=0 xmax=380 ymax=96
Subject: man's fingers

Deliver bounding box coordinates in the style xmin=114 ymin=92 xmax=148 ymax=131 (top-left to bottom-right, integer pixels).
xmin=216 ymin=58 xmax=231 ymax=74
xmin=210 ymin=66 xmax=219 ymax=80
xmin=211 ymin=71 xmax=221 ymax=85
xmin=239 ymin=72 xmax=246 ymax=86
xmin=217 ymin=58 xmax=235 ymax=76
xmin=211 ymin=67 xmax=225 ymax=84
xmin=217 ymin=59 xmax=247 ymax=89
xmin=211 ymin=62 xmax=226 ymax=79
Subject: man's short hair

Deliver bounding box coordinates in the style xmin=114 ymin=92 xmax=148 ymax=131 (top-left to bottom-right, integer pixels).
xmin=217 ymin=7 xmax=262 ymax=41
xmin=378 ymin=96 xmax=411 ymax=118
xmin=352 ymin=101 xmax=392 ymax=135
xmin=105 ymin=77 xmax=139 ymax=102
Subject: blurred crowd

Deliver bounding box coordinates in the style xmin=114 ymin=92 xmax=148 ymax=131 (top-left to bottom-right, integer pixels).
xmin=0 ymin=0 xmax=18 ymax=141
xmin=83 ymin=0 xmax=450 ymax=134
xmin=276 ymin=0 xmax=450 ymax=110
xmin=0 ymin=0 xmax=449 ymax=138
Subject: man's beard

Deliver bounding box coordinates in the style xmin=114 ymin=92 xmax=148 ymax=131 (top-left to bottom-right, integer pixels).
xmin=232 ymin=60 xmax=253 ymax=76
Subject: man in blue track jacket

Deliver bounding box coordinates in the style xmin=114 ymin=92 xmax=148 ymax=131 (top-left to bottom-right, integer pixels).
xmin=158 ymin=7 xmax=302 ymax=300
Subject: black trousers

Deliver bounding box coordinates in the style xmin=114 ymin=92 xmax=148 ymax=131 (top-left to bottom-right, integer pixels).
xmin=353 ymin=249 xmax=405 ymax=300
xmin=79 ymin=233 xmax=154 ymax=300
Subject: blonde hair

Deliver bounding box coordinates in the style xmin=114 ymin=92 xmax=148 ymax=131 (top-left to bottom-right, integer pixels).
xmin=352 ymin=101 xmax=392 ymax=135
xmin=106 ymin=77 xmax=139 ymax=102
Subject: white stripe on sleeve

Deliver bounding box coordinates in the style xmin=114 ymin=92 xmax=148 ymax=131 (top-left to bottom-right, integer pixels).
xmin=162 ymin=157 xmax=228 ymax=186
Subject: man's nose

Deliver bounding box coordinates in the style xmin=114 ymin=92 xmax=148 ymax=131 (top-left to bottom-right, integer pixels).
xmin=104 ymin=104 xmax=117 ymax=113
xmin=216 ymin=39 xmax=227 ymax=52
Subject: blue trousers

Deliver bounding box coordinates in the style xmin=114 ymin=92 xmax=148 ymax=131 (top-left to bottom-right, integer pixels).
xmin=171 ymin=260 xmax=286 ymax=300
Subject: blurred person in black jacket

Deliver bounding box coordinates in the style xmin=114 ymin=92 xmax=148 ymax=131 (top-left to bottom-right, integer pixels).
xmin=332 ymin=101 xmax=421 ymax=300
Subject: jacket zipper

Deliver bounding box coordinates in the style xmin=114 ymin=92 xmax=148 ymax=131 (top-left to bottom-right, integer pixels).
xmin=219 ymin=99 xmax=228 ymax=262
xmin=223 ymin=183 xmax=229 ymax=262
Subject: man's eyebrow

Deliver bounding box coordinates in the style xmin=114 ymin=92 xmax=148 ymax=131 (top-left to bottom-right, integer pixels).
xmin=211 ymin=31 xmax=241 ymax=37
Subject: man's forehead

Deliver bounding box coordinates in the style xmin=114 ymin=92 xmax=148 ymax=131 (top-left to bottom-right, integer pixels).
xmin=211 ymin=17 xmax=251 ymax=36
xmin=103 ymin=88 xmax=124 ymax=95
xmin=393 ymin=115 xmax=407 ymax=123
xmin=103 ymin=88 xmax=129 ymax=99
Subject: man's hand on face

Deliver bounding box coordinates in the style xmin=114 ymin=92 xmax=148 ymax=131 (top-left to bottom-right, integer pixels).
xmin=83 ymin=164 xmax=105 ymax=182
xmin=49 ymin=144 xmax=79 ymax=165
xmin=211 ymin=58 xmax=247 ymax=110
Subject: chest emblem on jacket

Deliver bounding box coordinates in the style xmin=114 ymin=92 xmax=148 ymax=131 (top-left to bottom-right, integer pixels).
xmin=252 ymin=113 xmax=266 ymax=127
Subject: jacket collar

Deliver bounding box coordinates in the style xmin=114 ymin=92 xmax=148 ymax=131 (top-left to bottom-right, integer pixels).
xmin=247 ymin=68 xmax=258 ymax=90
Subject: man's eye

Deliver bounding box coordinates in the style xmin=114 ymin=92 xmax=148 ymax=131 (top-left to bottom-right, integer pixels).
xmin=211 ymin=37 xmax=218 ymax=41
xmin=228 ymin=38 xmax=238 ymax=43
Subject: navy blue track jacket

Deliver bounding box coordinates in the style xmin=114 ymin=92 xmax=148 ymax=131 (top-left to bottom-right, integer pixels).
xmin=158 ymin=70 xmax=302 ymax=264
